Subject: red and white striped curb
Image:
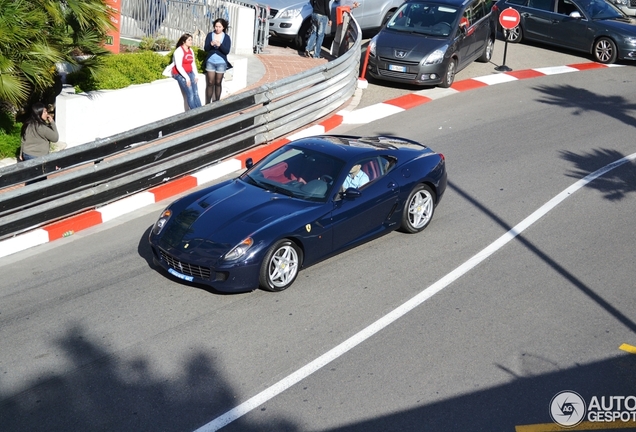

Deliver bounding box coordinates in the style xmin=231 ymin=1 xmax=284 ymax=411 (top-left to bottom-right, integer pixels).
xmin=0 ymin=62 xmax=615 ymax=259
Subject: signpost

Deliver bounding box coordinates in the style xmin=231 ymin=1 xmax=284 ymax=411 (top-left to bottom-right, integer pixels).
xmin=495 ymin=7 xmax=521 ymax=72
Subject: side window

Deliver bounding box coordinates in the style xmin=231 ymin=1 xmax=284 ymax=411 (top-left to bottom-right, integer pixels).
xmin=528 ymin=0 xmax=555 ymax=11
xmin=342 ymin=156 xmax=395 ymax=191
xmin=462 ymin=5 xmax=473 ymax=26
xmin=472 ymin=0 xmax=487 ymax=21
xmin=557 ymin=0 xmax=581 ymax=15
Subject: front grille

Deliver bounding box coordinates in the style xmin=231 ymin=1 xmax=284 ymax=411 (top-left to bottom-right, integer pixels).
xmin=378 ymin=56 xmax=420 ymax=66
xmin=159 ymin=250 xmax=211 ymax=280
xmin=379 ymin=69 xmax=418 ymax=80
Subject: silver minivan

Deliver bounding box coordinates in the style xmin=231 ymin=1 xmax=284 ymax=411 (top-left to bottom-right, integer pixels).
xmin=268 ymin=0 xmax=405 ymax=47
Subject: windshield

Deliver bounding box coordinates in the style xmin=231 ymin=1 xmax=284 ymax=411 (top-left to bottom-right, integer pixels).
xmin=386 ymin=2 xmax=460 ymax=36
xmin=577 ymin=0 xmax=624 ymax=19
xmin=240 ymin=146 xmax=345 ymax=201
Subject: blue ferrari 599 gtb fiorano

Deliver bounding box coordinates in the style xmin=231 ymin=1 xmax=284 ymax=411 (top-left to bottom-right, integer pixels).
xmin=149 ymin=135 xmax=447 ymax=293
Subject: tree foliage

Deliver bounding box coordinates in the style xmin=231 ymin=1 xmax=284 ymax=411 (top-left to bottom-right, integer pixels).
xmin=0 ymin=0 xmax=114 ymax=112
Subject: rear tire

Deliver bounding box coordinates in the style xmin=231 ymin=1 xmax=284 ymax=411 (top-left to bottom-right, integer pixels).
xmin=382 ymin=9 xmax=395 ymax=27
xmin=506 ymin=26 xmax=522 ymax=43
xmin=477 ymin=37 xmax=494 ymax=63
xmin=259 ymin=239 xmax=302 ymax=292
xmin=399 ymin=184 xmax=436 ymax=233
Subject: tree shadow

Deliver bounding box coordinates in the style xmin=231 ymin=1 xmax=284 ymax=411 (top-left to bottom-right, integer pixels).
xmin=532 ymin=84 xmax=636 ymax=201
xmin=0 ymin=324 xmax=298 ymax=432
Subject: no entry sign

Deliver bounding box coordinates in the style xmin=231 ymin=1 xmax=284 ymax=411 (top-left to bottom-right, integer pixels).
xmin=499 ymin=7 xmax=521 ymax=30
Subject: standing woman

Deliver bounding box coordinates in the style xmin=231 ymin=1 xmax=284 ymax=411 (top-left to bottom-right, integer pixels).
xmin=172 ymin=33 xmax=202 ymax=111
xmin=203 ymin=19 xmax=233 ymax=104
xmin=20 ymin=102 xmax=59 ymax=161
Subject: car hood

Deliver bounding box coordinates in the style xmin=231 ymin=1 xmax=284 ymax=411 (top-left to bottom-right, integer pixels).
xmin=158 ymin=179 xmax=319 ymax=256
xmin=267 ymin=0 xmax=306 ymax=10
xmin=595 ymin=16 xmax=636 ymax=34
xmin=375 ymin=29 xmax=451 ymax=59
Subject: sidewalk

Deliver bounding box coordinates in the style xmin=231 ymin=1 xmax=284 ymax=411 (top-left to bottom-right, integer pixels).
xmin=245 ymin=43 xmax=329 ymax=90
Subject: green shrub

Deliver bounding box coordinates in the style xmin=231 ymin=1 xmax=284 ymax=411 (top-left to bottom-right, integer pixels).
xmin=0 ymin=110 xmax=21 ymax=160
xmin=68 ymin=50 xmax=172 ymax=92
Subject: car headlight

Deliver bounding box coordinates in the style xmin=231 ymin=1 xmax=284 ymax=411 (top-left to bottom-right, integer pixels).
xmin=614 ymin=0 xmax=628 ymax=5
xmin=423 ymin=45 xmax=448 ymax=65
xmin=224 ymin=237 xmax=254 ymax=261
xmin=625 ymin=36 xmax=636 ymax=45
xmin=279 ymin=7 xmax=302 ymax=18
xmin=369 ymin=36 xmax=377 ymax=57
xmin=152 ymin=209 xmax=172 ymax=235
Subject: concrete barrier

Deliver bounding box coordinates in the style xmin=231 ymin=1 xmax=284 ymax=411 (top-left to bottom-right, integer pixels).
xmin=55 ymin=55 xmax=248 ymax=148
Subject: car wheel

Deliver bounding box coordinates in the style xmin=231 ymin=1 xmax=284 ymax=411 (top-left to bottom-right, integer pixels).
xmin=594 ymin=37 xmax=617 ymax=64
xmin=440 ymin=58 xmax=456 ymax=88
xmin=259 ymin=239 xmax=302 ymax=292
xmin=295 ymin=19 xmax=312 ymax=50
xmin=477 ymin=37 xmax=494 ymax=63
xmin=399 ymin=184 xmax=436 ymax=233
xmin=506 ymin=26 xmax=522 ymax=43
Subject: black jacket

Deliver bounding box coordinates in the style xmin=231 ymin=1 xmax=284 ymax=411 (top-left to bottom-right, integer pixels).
xmin=311 ymin=0 xmax=331 ymax=17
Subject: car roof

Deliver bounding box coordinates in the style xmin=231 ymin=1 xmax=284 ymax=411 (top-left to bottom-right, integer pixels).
xmin=288 ymin=135 xmax=430 ymax=161
xmin=404 ymin=0 xmax=468 ymax=7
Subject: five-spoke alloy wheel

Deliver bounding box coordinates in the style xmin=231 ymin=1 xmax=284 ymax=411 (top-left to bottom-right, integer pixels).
xmin=400 ymin=184 xmax=436 ymax=233
xmin=259 ymin=239 xmax=302 ymax=292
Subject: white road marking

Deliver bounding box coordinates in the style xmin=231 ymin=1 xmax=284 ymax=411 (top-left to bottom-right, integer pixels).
xmin=197 ymin=152 xmax=635 ymax=431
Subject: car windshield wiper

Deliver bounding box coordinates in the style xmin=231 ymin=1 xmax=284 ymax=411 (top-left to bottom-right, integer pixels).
xmin=261 ymin=181 xmax=296 ymax=197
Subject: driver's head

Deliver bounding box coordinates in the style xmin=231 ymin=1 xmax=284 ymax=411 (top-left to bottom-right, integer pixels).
xmin=349 ymin=164 xmax=361 ymax=177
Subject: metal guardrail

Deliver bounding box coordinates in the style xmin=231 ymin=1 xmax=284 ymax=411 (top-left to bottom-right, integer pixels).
xmin=121 ymin=0 xmax=269 ymax=54
xmin=0 ymin=13 xmax=361 ymax=240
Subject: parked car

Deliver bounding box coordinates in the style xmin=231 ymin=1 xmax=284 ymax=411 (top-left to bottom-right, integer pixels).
xmin=605 ymin=0 xmax=636 ymax=17
xmin=149 ymin=135 xmax=447 ymax=293
xmin=495 ymin=0 xmax=636 ymax=63
xmin=268 ymin=0 xmax=404 ymax=48
xmin=366 ymin=0 xmax=497 ymax=87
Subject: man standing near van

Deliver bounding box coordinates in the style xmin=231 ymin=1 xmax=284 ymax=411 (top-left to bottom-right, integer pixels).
xmin=305 ymin=0 xmax=332 ymax=58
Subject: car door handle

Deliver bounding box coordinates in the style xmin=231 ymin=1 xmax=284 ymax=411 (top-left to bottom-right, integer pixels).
xmin=387 ymin=181 xmax=397 ymax=189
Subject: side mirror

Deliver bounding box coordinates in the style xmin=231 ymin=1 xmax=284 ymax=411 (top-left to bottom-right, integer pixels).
xmin=341 ymin=187 xmax=362 ymax=199
xmin=245 ymin=158 xmax=253 ymax=169
xmin=569 ymin=11 xmax=581 ymax=18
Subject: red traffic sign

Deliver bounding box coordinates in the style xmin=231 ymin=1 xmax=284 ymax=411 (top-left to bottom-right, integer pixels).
xmin=499 ymin=7 xmax=521 ymax=30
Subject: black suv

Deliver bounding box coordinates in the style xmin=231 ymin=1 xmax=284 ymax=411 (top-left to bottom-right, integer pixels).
xmin=367 ymin=0 xmax=497 ymax=87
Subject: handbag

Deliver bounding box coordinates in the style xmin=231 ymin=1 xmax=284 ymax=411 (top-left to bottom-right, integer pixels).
xmin=162 ymin=62 xmax=175 ymax=77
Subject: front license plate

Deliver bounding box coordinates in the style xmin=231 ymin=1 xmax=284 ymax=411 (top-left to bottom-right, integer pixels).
xmin=168 ymin=267 xmax=194 ymax=282
xmin=388 ymin=64 xmax=407 ymax=72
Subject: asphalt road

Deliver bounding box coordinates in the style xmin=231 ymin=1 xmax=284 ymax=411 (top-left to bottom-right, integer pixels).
xmin=1 ymin=49 xmax=635 ymax=431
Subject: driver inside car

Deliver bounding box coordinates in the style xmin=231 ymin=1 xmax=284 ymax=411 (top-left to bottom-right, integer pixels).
xmin=342 ymin=164 xmax=369 ymax=190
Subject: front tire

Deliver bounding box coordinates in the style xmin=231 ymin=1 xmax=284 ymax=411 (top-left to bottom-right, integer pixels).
xmin=399 ymin=184 xmax=436 ymax=233
xmin=295 ymin=19 xmax=312 ymax=50
xmin=594 ymin=37 xmax=617 ymax=64
xmin=440 ymin=58 xmax=456 ymax=88
xmin=259 ymin=239 xmax=302 ymax=292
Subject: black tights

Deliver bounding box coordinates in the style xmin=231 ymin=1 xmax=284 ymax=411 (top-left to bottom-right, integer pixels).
xmin=205 ymin=71 xmax=224 ymax=104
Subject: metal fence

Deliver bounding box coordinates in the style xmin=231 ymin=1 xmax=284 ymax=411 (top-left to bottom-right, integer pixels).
xmin=0 ymin=13 xmax=362 ymax=240
xmin=120 ymin=0 xmax=269 ymax=53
